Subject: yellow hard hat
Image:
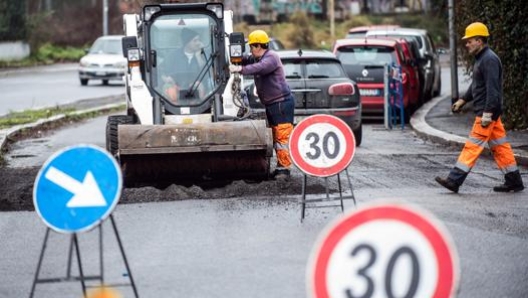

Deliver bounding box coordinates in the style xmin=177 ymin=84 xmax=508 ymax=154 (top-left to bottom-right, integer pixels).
xmin=462 ymin=22 xmax=489 ymax=40
xmin=248 ymin=30 xmax=270 ymax=45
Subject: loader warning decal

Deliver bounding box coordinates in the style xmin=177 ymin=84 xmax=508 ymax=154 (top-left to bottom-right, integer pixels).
xmin=290 ymin=114 xmax=355 ymax=177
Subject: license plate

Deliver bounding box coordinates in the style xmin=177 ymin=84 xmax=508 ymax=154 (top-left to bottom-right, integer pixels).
xmin=95 ymin=71 xmax=106 ymax=76
xmin=359 ymin=89 xmax=381 ymax=96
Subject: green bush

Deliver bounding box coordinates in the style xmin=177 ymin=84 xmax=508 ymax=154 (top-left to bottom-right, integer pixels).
xmin=34 ymin=43 xmax=86 ymax=63
xmin=456 ymin=0 xmax=528 ymax=129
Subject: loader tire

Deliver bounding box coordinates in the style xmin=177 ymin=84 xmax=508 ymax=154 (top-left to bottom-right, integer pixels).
xmin=106 ymin=115 xmax=134 ymax=156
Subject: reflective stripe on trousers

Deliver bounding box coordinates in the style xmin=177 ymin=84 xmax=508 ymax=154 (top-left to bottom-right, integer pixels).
xmin=272 ymin=123 xmax=293 ymax=169
xmin=454 ymin=116 xmax=518 ymax=176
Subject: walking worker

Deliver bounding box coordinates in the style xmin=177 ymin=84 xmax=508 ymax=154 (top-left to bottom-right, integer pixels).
xmin=229 ymin=29 xmax=294 ymax=180
xmin=435 ymin=22 xmax=524 ymax=193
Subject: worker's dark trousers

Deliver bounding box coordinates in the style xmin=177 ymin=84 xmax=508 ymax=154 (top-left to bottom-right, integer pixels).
xmin=265 ymin=95 xmax=294 ymax=169
xmin=448 ymin=116 xmax=519 ymax=185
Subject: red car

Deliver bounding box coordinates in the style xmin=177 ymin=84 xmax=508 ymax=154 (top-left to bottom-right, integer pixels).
xmin=332 ymin=38 xmax=421 ymax=122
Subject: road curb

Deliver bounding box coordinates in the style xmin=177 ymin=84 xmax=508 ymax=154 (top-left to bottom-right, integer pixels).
xmin=0 ymin=102 xmax=123 ymax=156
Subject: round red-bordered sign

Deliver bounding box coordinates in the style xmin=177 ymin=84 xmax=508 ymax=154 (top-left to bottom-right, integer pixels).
xmin=308 ymin=203 xmax=459 ymax=298
xmin=290 ymin=115 xmax=356 ymax=177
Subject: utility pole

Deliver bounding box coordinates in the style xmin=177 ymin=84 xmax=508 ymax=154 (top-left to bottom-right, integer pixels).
xmin=103 ymin=0 xmax=109 ymax=36
xmin=329 ymin=0 xmax=335 ymax=38
xmin=448 ymin=0 xmax=458 ymax=104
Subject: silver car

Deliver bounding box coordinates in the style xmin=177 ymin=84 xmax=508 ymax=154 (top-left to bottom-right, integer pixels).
xmin=78 ymin=35 xmax=126 ymax=86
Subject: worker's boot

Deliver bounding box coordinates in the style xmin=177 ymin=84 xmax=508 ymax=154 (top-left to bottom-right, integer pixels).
xmin=435 ymin=177 xmax=460 ymax=193
xmin=272 ymin=169 xmax=290 ymax=180
xmin=493 ymin=170 xmax=525 ymax=192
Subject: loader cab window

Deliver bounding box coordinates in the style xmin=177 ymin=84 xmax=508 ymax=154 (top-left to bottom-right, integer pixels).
xmin=150 ymin=14 xmax=216 ymax=107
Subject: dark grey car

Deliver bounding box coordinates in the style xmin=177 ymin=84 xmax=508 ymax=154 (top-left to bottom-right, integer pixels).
xmin=245 ymin=49 xmax=363 ymax=146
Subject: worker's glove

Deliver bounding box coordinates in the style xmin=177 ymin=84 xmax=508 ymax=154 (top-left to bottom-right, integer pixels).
xmin=229 ymin=65 xmax=242 ymax=73
xmin=481 ymin=112 xmax=493 ymax=128
xmin=451 ymin=99 xmax=466 ymax=113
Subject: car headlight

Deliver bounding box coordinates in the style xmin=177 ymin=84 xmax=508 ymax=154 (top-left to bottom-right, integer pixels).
xmin=79 ymin=60 xmax=89 ymax=67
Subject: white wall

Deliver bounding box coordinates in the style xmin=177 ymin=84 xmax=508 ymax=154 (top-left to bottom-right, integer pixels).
xmin=0 ymin=41 xmax=31 ymax=61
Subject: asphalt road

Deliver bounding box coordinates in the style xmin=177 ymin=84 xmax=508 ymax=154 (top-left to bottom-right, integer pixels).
xmin=2 ymin=121 xmax=528 ymax=298
xmin=0 ymin=63 xmax=124 ymax=117
xmin=1 ymin=61 xmax=527 ymax=298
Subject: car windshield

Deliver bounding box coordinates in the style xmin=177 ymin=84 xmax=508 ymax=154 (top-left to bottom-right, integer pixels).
xmin=306 ymin=60 xmax=344 ymax=78
xmin=149 ymin=14 xmax=218 ymax=107
xmin=282 ymin=59 xmax=344 ymax=78
xmin=283 ymin=60 xmax=302 ymax=78
xmin=89 ymin=39 xmax=122 ymax=55
xmin=346 ymin=32 xmax=367 ymax=39
xmin=336 ymin=46 xmax=396 ymax=66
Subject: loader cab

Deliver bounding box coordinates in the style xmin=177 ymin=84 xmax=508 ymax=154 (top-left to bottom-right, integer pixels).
xmin=141 ymin=4 xmax=228 ymax=116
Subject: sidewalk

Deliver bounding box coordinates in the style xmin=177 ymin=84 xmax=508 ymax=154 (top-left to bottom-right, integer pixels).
xmin=411 ymin=94 xmax=528 ymax=167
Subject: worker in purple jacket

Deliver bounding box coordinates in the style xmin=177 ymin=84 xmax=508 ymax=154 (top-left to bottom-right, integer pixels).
xmin=229 ymin=30 xmax=294 ymax=180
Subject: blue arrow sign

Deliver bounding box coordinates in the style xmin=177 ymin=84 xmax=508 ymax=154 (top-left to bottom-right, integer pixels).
xmin=33 ymin=144 xmax=122 ymax=233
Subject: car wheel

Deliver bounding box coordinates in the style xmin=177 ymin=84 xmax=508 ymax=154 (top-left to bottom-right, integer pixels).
xmin=353 ymin=123 xmax=362 ymax=147
xmin=80 ymin=78 xmax=88 ymax=86
xmin=102 ymin=79 xmax=109 ymax=86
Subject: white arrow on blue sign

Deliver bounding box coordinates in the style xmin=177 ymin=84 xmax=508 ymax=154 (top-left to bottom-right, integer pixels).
xmin=33 ymin=144 xmax=122 ymax=234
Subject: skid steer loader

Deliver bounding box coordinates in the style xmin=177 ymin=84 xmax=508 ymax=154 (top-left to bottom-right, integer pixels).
xmin=106 ymin=2 xmax=273 ymax=187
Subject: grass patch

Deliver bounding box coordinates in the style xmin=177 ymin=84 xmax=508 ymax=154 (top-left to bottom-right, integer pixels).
xmin=0 ymin=107 xmax=76 ymax=129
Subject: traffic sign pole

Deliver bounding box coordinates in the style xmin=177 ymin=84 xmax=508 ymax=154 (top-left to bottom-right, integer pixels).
xmin=290 ymin=115 xmax=357 ymax=221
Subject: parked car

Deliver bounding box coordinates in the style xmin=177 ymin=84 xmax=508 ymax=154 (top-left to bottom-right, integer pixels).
xmin=245 ymin=49 xmax=363 ymax=146
xmin=372 ymin=36 xmax=422 ymax=106
xmin=366 ymin=27 xmax=441 ymax=99
xmin=332 ymin=38 xmax=421 ymax=122
xmin=346 ymin=25 xmax=400 ymax=39
xmin=78 ymin=35 xmax=126 ymax=86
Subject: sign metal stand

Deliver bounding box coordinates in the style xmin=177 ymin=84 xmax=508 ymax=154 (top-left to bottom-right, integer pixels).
xmin=300 ymin=168 xmax=356 ymax=222
xmin=30 ymin=145 xmax=139 ymax=297
xmin=29 ymin=215 xmax=139 ymax=297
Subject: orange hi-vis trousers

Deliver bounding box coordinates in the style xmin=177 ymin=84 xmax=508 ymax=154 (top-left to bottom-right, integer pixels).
xmin=272 ymin=123 xmax=293 ymax=169
xmin=453 ymin=116 xmax=518 ymax=180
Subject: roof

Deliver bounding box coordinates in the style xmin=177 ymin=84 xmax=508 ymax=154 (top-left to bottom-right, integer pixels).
xmin=333 ymin=38 xmax=399 ymax=48
xmin=348 ymin=25 xmax=399 ymax=33
xmin=276 ymin=49 xmax=338 ymax=60
xmin=366 ymin=27 xmax=428 ymax=37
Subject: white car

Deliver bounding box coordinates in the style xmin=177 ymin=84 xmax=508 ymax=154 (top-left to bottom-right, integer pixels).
xmin=78 ymin=35 xmax=127 ymax=86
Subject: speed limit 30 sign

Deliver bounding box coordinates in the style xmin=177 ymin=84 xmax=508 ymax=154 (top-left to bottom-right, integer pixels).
xmin=290 ymin=115 xmax=356 ymax=177
xmin=308 ymin=203 xmax=459 ymax=298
